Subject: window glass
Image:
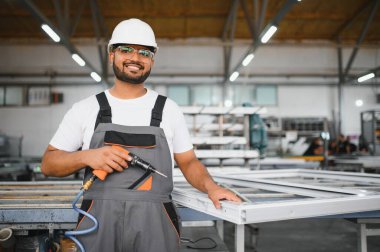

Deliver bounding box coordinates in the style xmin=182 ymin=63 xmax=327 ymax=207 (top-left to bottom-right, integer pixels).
xmin=192 ymin=86 xmax=212 ymax=106
xmin=211 ymin=85 xmax=222 ymax=106
xmin=5 ymin=86 xmax=23 ymax=106
xmin=255 ymin=85 xmax=277 ymax=105
xmin=232 ymin=85 xmax=255 ymax=106
xmin=167 ymin=85 xmax=189 ymax=106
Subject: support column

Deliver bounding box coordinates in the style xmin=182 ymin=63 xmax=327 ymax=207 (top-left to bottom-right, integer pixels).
xmin=235 ymin=224 xmax=245 ymax=252
xmin=337 ymin=39 xmax=344 ymax=136
xmin=358 ymin=223 xmax=367 ymax=252
xmin=216 ymin=220 xmax=224 ymax=241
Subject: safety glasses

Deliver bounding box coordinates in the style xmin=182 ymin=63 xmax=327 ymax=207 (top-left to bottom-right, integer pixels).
xmin=116 ymin=45 xmax=155 ymax=59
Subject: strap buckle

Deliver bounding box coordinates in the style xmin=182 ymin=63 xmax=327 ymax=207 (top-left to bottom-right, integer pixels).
xmin=151 ymin=111 xmax=162 ymax=120
xmin=100 ymin=107 xmax=112 ymax=117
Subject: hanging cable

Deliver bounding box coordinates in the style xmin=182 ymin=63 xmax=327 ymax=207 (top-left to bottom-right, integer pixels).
xmin=65 ymin=176 xmax=98 ymax=252
xmin=64 ymin=150 xmax=166 ymax=251
xmin=181 ymin=237 xmax=218 ymax=250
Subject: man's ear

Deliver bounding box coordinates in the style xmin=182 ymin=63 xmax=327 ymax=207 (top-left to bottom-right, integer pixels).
xmin=109 ymin=51 xmax=114 ymax=64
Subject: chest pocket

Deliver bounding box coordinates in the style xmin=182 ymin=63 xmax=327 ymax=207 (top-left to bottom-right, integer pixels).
xmin=87 ymin=92 xmax=168 ymax=192
xmin=104 ymin=131 xmax=157 ymax=191
xmin=104 ymin=131 xmax=156 ymax=148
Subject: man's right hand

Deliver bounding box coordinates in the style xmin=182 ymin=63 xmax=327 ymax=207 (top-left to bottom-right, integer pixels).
xmin=41 ymin=145 xmax=133 ymax=177
xmin=85 ymin=146 xmax=132 ymax=174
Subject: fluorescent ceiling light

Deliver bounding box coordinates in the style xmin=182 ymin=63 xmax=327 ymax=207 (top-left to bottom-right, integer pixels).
xmin=229 ymin=71 xmax=239 ymax=82
xmin=242 ymin=53 xmax=255 ymax=67
xmin=358 ymin=72 xmax=375 ymax=83
xmin=41 ymin=24 xmax=60 ymax=42
xmin=90 ymin=72 xmax=102 ymax=82
xmin=72 ymin=54 xmax=86 ymax=67
xmin=355 ymin=99 xmax=363 ymax=107
xmin=261 ymin=25 xmax=278 ymax=44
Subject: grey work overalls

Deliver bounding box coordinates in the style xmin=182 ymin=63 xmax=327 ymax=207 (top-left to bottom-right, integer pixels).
xmin=76 ymin=92 xmax=180 ymax=252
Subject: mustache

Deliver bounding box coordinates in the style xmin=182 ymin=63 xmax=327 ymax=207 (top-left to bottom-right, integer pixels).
xmin=123 ymin=61 xmax=144 ymax=70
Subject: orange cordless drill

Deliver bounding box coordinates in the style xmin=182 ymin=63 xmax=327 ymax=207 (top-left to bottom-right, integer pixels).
xmin=92 ymin=145 xmax=167 ymax=181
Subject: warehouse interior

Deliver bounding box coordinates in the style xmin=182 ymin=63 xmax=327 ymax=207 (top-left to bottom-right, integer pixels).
xmin=0 ymin=0 xmax=380 ymax=251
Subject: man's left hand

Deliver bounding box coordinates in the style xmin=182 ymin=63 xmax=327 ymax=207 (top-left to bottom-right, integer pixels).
xmin=207 ymin=186 xmax=242 ymax=209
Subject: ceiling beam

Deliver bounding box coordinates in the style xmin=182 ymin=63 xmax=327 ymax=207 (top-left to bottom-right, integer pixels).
xmin=69 ymin=0 xmax=86 ymax=37
xmin=239 ymin=0 xmax=257 ymax=41
xmin=257 ymin=0 xmax=268 ymax=32
xmin=20 ymin=0 xmax=111 ymax=86
xmin=224 ymin=0 xmax=298 ymax=85
xmin=64 ymin=0 xmax=70 ymax=32
xmin=90 ymin=0 xmax=108 ymax=83
xmin=343 ymin=0 xmax=379 ymax=78
xmin=253 ymin=0 xmax=259 ymax=39
xmin=331 ymin=0 xmax=373 ymax=40
xmin=222 ymin=0 xmax=239 ymax=82
xmin=222 ymin=0 xmax=238 ymax=40
xmin=52 ymin=0 xmax=66 ymax=34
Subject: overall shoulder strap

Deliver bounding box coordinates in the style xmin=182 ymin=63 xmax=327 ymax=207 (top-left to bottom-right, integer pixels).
xmin=150 ymin=95 xmax=167 ymax=127
xmin=94 ymin=92 xmax=112 ymax=130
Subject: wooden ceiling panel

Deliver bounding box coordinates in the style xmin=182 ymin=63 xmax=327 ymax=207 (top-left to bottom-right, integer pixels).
xmin=187 ymin=0 xmax=230 ymax=16
xmin=0 ymin=16 xmax=42 ymax=38
xmin=234 ymin=18 xmax=252 ymax=39
xmin=339 ymin=20 xmax=380 ymax=42
xmin=186 ymin=17 xmax=225 ymax=38
xmin=146 ymin=17 xmax=187 ymax=39
xmin=0 ymin=0 xmax=378 ymax=44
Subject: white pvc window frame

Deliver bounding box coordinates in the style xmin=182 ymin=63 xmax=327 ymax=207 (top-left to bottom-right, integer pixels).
xmin=172 ymin=169 xmax=380 ymax=224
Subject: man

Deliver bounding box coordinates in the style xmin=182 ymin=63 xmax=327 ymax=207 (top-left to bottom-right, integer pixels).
xmin=41 ymin=18 xmax=241 ymax=252
xmin=303 ymin=137 xmax=323 ymax=156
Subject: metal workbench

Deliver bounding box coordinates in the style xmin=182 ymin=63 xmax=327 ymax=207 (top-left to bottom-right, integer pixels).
xmin=331 ymin=156 xmax=380 ymax=173
xmin=1 ymin=169 xmax=380 ymax=252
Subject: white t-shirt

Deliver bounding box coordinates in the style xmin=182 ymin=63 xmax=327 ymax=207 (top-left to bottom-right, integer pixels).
xmin=50 ymin=89 xmax=193 ymax=165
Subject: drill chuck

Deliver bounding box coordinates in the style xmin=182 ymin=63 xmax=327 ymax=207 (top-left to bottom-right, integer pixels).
xmin=129 ymin=153 xmax=152 ymax=170
xmin=129 ymin=153 xmax=167 ymax=178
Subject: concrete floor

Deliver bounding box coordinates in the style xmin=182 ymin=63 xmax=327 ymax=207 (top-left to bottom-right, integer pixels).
xmin=10 ymin=218 xmax=380 ymax=251
xmin=180 ymin=226 xmax=229 ymax=251
xmin=222 ymin=219 xmax=380 ymax=252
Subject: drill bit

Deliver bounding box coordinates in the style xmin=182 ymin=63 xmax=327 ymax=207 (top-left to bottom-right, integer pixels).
xmin=129 ymin=153 xmax=168 ymax=178
xmin=152 ymin=169 xmax=167 ymax=178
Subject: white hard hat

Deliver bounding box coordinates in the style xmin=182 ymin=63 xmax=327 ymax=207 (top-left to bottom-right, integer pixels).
xmin=108 ymin=18 xmax=158 ymax=52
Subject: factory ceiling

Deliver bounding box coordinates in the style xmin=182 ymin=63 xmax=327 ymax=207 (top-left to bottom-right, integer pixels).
xmin=0 ymin=0 xmax=379 ymax=44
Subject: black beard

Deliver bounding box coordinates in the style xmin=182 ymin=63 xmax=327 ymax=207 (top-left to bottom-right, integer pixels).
xmin=112 ymin=60 xmax=151 ymax=84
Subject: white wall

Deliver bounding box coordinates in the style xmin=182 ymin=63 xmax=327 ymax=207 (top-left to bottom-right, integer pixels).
xmin=341 ymin=85 xmax=380 ymax=135
xmin=270 ymin=85 xmax=380 ymax=136
xmin=267 ymin=86 xmax=334 ymax=118
xmin=0 ymin=41 xmax=379 ymax=156
xmin=0 ymin=85 xmax=103 ymax=156
xmin=1 ymin=84 xmax=379 ymax=156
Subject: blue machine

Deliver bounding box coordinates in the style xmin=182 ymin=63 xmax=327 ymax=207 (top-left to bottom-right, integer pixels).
xmin=249 ymin=113 xmax=268 ymax=155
